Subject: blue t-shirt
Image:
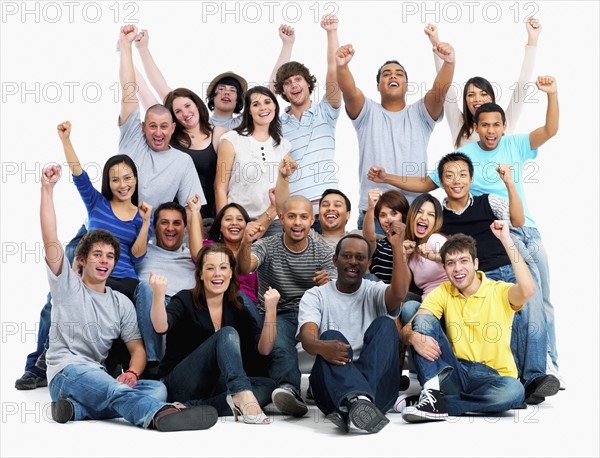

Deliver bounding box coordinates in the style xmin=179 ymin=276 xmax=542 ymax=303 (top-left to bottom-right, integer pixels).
xmin=429 ymin=134 xmax=538 ymax=227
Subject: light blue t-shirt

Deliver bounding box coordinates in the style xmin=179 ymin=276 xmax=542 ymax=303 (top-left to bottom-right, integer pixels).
xmin=428 ymin=134 xmax=538 ymax=227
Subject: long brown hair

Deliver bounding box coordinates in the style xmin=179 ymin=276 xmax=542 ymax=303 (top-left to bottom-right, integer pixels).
xmin=163 ymin=87 xmax=212 ymax=149
xmin=404 ymin=193 xmax=444 ymax=245
xmin=190 ymin=244 xmax=242 ymax=310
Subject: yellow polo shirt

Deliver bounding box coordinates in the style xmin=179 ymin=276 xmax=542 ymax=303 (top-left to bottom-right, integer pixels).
xmin=421 ymin=272 xmax=522 ymax=377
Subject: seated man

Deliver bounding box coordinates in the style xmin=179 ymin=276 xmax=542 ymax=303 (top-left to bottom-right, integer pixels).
xmin=40 ymin=165 xmax=217 ymax=431
xmin=401 ymin=229 xmax=535 ymax=423
xmin=298 ymin=233 xmax=409 ymax=433
xmin=238 ymin=195 xmax=336 ymax=417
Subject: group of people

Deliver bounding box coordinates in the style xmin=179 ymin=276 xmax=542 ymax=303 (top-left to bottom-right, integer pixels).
xmin=16 ymin=15 xmax=564 ymax=433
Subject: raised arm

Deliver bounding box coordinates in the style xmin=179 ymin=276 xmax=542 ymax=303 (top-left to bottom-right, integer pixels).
xmin=237 ymin=221 xmax=264 ymax=275
xmin=149 ymin=273 xmax=169 ymax=333
xmin=529 ymin=76 xmax=559 ymax=150
xmin=134 ymin=67 xmax=160 ymax=112
xmin=267 ymin=24 xmax=295 ymax=93
xmin=56 ymin=121 xmax=83 ymax=177
xmin=368 ymin=166 xmax=438 ymax=193
xmin=40 ymin=165 xmax=64 ymax=276
xmin=321 ymin=14 xmax=341 ymax=108
xmin=384 ymin=227 xmax=410 ymax=314
xmin=423 ymin=41 xmax=455 ymax=120
xmin=134 ymin=29 xmax=172 ymax=102
xmin=490 ymin=220 xmax=536 ymax=307
xmin=274 ymin=155 xmax=297 ymax=213
xmin=187 ymin=194 xmax=203 ymax=263
xmin=257 ymin=287 xmax=279 ymax=355
xmin=362 ymin=189 xmax=381 ymax=253
xmin=214 ymin=138 xmax=235 ymax=213
xmin=335 ymin=44 xmax=365 ymax=119
xmin=130 ymin=201 xmax=153 ymax=259
xmin=496 ymin=164 xmax=524 ymax=228
xmin=119 ymin=24 xmax=140 ymax=125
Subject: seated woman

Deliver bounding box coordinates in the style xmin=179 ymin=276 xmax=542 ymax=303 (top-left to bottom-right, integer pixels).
xmin=363 ymin=189 xmax=409 ymax=284
xmin=149 ymin=244 xmax=279 ymax=424
xmin=399 ymin=193 xmax=448 ymax=325
xmin=215 ymin=86 xmax=291 ymax=237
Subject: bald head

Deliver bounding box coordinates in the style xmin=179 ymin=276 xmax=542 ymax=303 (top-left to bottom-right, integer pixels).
xmin=282 ymin=195 xmax=313 ymax=215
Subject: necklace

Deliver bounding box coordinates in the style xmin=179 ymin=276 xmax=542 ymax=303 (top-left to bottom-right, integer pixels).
xmin=282 ymin=235 xmax=308 ymax=254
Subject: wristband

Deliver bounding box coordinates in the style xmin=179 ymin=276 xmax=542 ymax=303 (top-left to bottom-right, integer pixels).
xmin=125 ymin=369 xmax=140 ymax=380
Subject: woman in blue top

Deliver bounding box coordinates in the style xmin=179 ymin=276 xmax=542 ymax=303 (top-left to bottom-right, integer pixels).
xmin=57 ymin=121 xmax=153 ymax=300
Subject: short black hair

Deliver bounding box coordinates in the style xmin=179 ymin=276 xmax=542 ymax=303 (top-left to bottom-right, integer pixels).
xmin=376 ymin=60 xmax=408 ymax=84
xmin=474 ymin=102 xmax=506 ymax=125
xmin=437 ymin=152 xmax=474 ymax=180
xmin=320 ymin=188 xmax=351 ymax=212
xmin=335 ymin=233 xmax=372 ymax=259
xmin=153 ymin=202 xmax=187 ymax=229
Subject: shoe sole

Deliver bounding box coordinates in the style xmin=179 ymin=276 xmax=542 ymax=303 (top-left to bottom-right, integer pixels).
xmin=272 ymin=389 xmax=308 ymax=417
xmin=155 ymin=406 xmax=218 ymax=432
xmin=15 ymin=379 xmax=48 ymax=390
xmin=51 ymin=400 xmax=74 ymax=423
xmin=525 ymin=376 xmax=560 ymax=405
xmin=402 ymin=407 xmax=448 ymax=423
xmin=348 ymin=400 xmax=389 ymax=433
xmin=325 ymin=412 xmax=349 ymax=433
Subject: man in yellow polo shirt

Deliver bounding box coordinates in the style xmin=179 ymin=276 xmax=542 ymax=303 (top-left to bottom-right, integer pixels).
xmin=400 ymin=222 xmax=536 ymax=422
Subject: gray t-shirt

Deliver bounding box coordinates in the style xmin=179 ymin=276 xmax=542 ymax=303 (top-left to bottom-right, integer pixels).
xmin=45 ymin=258 xmax=141 ymax=383
xmin=297 ymin=279 xmax=396 ymax=359
xmin=135 ymin=243 xmax=196 ymax=297
xmin=210 ymin=114 xmax=242 ymax=130
xmin=352 ymin=98 xmax=441 ymax=208
xmin=251 ymin=234 xmax=336 ymax=312
xmin=118 ymin=109 xmax=206 ymax=209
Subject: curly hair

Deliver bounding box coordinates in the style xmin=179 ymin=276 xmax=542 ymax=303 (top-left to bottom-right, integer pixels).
xmin=273 ymin=62 xmax=317 ymax=102
xmin=74 ymin=229 xmax=121 ymax=274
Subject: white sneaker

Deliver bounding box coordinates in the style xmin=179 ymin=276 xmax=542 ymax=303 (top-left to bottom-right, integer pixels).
xmin=546 ymin=354 xmax=566 ymax=390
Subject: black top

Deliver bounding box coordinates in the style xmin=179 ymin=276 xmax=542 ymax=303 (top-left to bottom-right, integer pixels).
xmin=177 ymin=137 xmax=217 ymax=219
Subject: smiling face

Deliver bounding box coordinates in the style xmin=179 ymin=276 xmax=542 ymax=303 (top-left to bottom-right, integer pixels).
xmin=281 ymin=198 xmax=315 ymax=246
xmin=108 ymin=162 xmax=136 ymax=203
xmin=200 ymin=251 xmax=233 ymax=297
xmin=377 ymin=63 xmax=407 ymax=100
xmin=213 ymin=84 xmax=239 ymax=115
xmin=474 ymin=111 xmax=506 ymax=150
xmin=249 ymin=92 xmax=276 ymax=126
xmin=79 ymin=242 xmax=116 ymax=287
xmin=465 ymin=83 xmax=493 ymax=116
xmin=377 ymin=203 xmax=403 ymax=234
xmin=334 ymin=237 xmax=371 ymax=292
xmin=440 ymin=160 xmax=473 ymax=204
xmin=319 ymin=193 xmax=350 ymax=234
xmin=155 ymin=209 xmax=186 ymax=251
xmin=220 ymin=206 xmax=247 ymax=244
xmin=142 ymin=111 xmax=176 ymax=151
xmin=443 ymin=249 xmax=479 ymax=292
xmin=282 ymin=74 xmax=310 ymax=107
xmin=413 ymin=200 xmax=437 ymax=241
xmin=171 ymin=96 xmax=200 ymax=130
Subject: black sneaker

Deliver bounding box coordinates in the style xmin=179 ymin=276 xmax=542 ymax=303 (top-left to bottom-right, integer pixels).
xmin=393 ymin=393 xmax=420 ymax=413
xmin=325 ymin=411 xmax=349 ymax=433
xmin=51 ymin=399 xmax=74 ymax=423
xmin=348 ymin=399 xmax=389 ymax=433
xmin=271 ymin=386 xmax=308 ymax=417
xmin=15 ymin=371 xmax=47 ymax=390
xmin=305 ymin=384 xmax=315 ymax=404
xmin=525 ymin=374 xmax=560 ymax=405
xmin=402 ymin=389 xmax=448 ymax=423
xmin=152 ymin=405 xmax=218 ymax=432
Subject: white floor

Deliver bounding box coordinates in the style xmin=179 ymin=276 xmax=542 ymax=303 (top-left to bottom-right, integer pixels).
xmin=1 ymin=369 xmax=596 ymax=458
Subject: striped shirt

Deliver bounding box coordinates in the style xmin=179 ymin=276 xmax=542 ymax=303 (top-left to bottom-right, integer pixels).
xmin=73 ymin=171 xmax=151 ymax=279
xmin=251 ymin=234 xmax=336 ymax=311
xmin=370 ymin=237 xmax=394 ymax=284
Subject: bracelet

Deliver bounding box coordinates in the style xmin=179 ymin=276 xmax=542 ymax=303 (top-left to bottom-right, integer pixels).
xmin=265 ymin=210 xmax=274 ymax=222
xmin=125 ymin=369 xmax=140 ymax=380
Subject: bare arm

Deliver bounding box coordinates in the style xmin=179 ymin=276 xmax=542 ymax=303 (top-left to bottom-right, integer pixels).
xmin=40 ymin=165 xmax=64 ymax=276
xmin=118 ymin=25 xmax=140 ymax=126
xmin=133 ymin=29 xmax=172 ymax=101
xmin=116 ymin=339 xmax=146 ymax=387
xmin=490 ymin=221 xmax=536 ymax=307
xmin=367 ymin=166 xmax=438 ymax=193
xmin=187 ymin=194 xmax=203 ymax=263
xmin=214 ymin=138 xmax=235 ymax=213
xmin=321 ymin=15 xmax=341 ymax=108
xmin=257 ymin=287 xmax=279 ymax=355
xmin=237 ymin=222 xmax=264 ymax=275
xmin=134 ymin=67 xmax=160 ymax=111
xmin=56 ymin=121 xmax=83 ymax=177
xmin=384 ymin=229 xmax=411 ymax=314
xmin=335 ymin=44 xmax=365 ymax=119
xmin=130 ymin=202 xmax=153 ymax=258
xmin=496 ymin=164 xmax=524 ymax=228
xmin=299 ymin=322 xmax=350 ymax=364
xmin=149 ymin=273 xmax=169 ymax=333
xmin=267 ymin=25 xmax=295 ymax=93
xmin=274 ymin=155 xmax=297 ymax=214
xmin=399 ymin=308 xmax=441 ymax=361
xmin=529 ymin=76 xmax=559 ymax=150
xmin=362 ymin=189 xmax=381 ymax=253
xmin=423 ymin=42 xmax=455 ymax=120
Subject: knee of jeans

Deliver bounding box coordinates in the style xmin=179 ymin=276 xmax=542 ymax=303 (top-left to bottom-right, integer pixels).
xmin=366 ymin=316 xmax=398 ymax=341
xmin=501 ymin=377 xmax=524 ymax=402
xmin=412 ymin=313 xmax=440 ymax=336
xmin=400 ymin=300 xmax=421 ymax=325
xmin=141 ymin=380 xmax=168 ymax=401
xmin=217 ymin=326 xmax=241 ymax=345
xmin=320 ymin=329 xmax=346 ymax=343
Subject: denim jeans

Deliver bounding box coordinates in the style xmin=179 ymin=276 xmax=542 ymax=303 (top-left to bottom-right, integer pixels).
xmin=400 ymin=300 xmax=421 ymax=326
xmin=23 ymin=225 xmax=87 ymax=376
xmin=357 ymin=210 xmax=386 ymax=236
xmin=239 ymin=291 xmax=263 ymax=327
xmin=484 ymin=264 xmax=547 ymax=387
xmin=133 ymin=281 xmax=172 ymax=362
xmin=49 ymin=363 xmax=167 ymax=428
xmin=411 ymin=314 xmax=524 ymax=416
xmin=162 ymin=327 xmax=275 ymax=416
xmin=309 ymin=316 xmax=400 ymax=415
xmin=510 ymin=226 xmax=558 ymax=368
xmin=263 ymin=308 xmax=302 ymax=393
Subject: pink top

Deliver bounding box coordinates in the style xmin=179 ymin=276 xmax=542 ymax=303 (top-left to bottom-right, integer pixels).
xmin=203 ymin=239 xmax=259 ymax=303
xmin=408 ymin=233 xmax=448 ymax=299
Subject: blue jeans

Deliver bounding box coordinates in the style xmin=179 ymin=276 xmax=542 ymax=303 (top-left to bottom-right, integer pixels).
xmin=400 ymin=300 xmax=421 ymax=326
xmin=510 ymin=226 xmax=558 ymax=368
xmin=133 ymin=281 xmax=171 ymax=362
xmin=24 ymin=225 xmax=87 ymax=376
xmin=263 ymin=307 xmax=302 ymax=393
xmin=49 ymin=363 xmax=167 ymax=428
xmin=161 ymin=327 xmax=275 ymax=416
xmin=411 ymin=314 xmax=524 ymax=416
xmin=485 ymin=264 xmax=547 ymax=387
xmin=309 ymin=317 xmax=400 ymax=414
xmin=239 ymin=291 xmax=263 ymax=327
xmin=357 ymin=210 xmax=386 ymax=236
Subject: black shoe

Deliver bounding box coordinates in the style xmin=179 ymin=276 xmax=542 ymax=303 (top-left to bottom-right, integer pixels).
xmin=15 ymin=371 xmax=47 ymax=390
xmin=305 ymin=384 xmax=315 ymax=405
xmin=525 ymin=374 xmax=560 ymax=405
xmin=402 ymin=389 xmax=448 ymax=423
xmin=153 ymin=405 xmax=218 ymax=432
xmin=51 ymin=399 xmax=74 ymax=423
xmin=348 ymin=398 xmax=389 ymax=433
xmin=271 ymin=386 xmax=308 ymax=417
xmin=325 ymin=411 xmax=349 ymax=433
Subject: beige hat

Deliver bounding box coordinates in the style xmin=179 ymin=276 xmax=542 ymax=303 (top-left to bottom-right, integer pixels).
xmin=206 ymin=71 xmax=248 ymax=99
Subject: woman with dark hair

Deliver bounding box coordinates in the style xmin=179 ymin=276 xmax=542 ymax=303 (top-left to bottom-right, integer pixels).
xmin=363 ymin=189 xmax=409 ymax=284
xmin=215 ymin=86 xmax=291 ymax=237
xmin=424 ymin=17 xmax=541 ymax=148
xmin=57 ymin=121 xmax=152 ymax=300
xmin=149 ymin=244 xmax=278 ymax=424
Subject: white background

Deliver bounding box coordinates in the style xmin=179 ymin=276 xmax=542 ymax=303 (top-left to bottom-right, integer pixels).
xmin=1 ymin=1 xmax=598 ymax=456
